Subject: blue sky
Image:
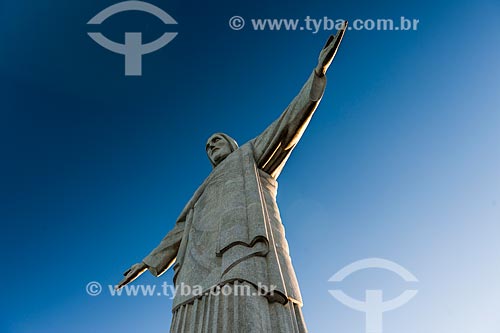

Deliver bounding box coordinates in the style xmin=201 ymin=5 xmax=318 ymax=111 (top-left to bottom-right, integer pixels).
xmin=1 ymin=0 xmax=499 ymax=332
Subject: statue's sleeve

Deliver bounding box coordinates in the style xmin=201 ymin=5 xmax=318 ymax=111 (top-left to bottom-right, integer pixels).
xmin=142 ymin=219 xmax=185 ymax=277
xmin=251 ymin=70 xmax=327 ymax=178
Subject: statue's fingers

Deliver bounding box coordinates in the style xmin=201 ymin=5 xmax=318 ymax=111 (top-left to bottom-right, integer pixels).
xmin=331 ymin=21 xmax=347 ymax=43
xmin=322 ymin=35 xmax=335 ymax=50
xmin=327 ymin=24 xmax=347 ymax=57
xmin=116 ymin=277 xmax=129 ymax=290
xmin=339 ymin=21 xmax=348 ymax=36
xmin=323 ymin=21 xmax=347 ymax=51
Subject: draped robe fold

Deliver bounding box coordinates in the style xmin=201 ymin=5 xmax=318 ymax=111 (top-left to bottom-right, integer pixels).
xmin=142 ymin=70 xmax=327 ymax=332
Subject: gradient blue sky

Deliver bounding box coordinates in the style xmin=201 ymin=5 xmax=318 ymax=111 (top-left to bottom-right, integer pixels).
xmin=1 ymin=0 xmax=499 ymax=332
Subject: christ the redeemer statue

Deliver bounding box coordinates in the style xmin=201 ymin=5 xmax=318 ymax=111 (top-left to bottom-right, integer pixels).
xmin=116 ymin=22 xmax=347 ymax=332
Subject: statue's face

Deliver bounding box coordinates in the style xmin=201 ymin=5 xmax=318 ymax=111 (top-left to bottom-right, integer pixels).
xmin=206 ymin=134 xmax=232 ymax=165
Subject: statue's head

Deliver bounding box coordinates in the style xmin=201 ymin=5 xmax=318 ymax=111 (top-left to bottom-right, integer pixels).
xmin=205 ymin=133 xmax=238 ymax=167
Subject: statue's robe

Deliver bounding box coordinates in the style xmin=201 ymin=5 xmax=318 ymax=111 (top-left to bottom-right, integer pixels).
xmin=143 ymin=70 xmax=326 ymax=332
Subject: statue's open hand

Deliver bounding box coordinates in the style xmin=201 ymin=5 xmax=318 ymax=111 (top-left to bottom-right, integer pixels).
xmin=315 ymin=21 xmax=348 ymax=77
xmin=116 ymin=262 xmax=147 ymax=290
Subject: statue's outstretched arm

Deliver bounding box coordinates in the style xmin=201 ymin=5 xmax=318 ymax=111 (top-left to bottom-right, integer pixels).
xmin=116 ymin=219 xmax=185 ymax=290
xmin=141 ymin=220 xmax=184 ymax=277
xmin=252 ymin=22 xmax=347 ymax=178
